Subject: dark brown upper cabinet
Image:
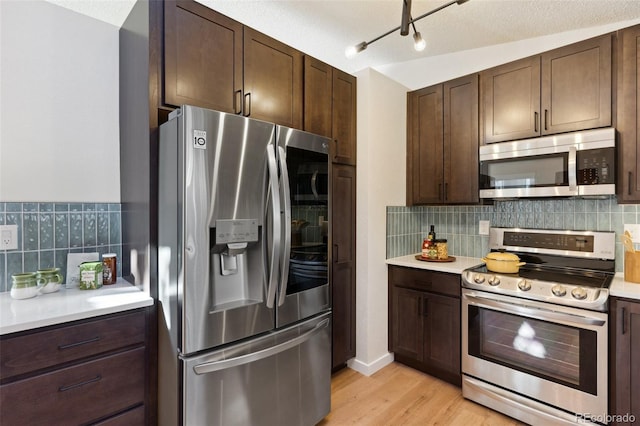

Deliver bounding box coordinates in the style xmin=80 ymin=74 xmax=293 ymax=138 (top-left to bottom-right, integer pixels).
xmin=481 ymin=34 xmax=612 ymax=144
xmin=303 ymin=57 xmax=357 ymax=165
xmin=331 ymin=69 xmax=357 ymax=165
xmin=303 ymin=56 xmax=333 ymax=138
xmin=164 ymin=0 xmax=243 ymax=114
xmin=164 ymin=1 xmax=303 ymax=129
xmin=617 ymin=24 xmax=640 ymax=203
xmin=407 ymin=74 xmax=478 ymax=205
xmin=243 ymin=27 xmax=303 ymax=129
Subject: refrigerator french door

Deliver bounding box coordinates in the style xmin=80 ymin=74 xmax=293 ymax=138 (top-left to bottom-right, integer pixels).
xmin=276 ymin=125 xmax=331 ymax=327
xmin=157 ymin=105 xmax=331 ymax=425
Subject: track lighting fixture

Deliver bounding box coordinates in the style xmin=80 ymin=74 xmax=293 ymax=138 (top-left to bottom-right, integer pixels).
xmin=345 ymin=0 xmax=470 ymax=58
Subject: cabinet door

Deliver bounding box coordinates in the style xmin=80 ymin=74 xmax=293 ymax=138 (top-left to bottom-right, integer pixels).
xmin=481 ymin=56 xmax=541 ymax=144
xmin=164 ymin=0 xmax=243 ymax=112
xmin=444 ymin=74 xmax=479 ymax=204
xmin=332 ymin=69 xmax=357 ymax=165
xmin=390 ymin=287 xmax=424 ymax=362
xmin=423 ymin=292 xmax=461 ymax=384
xmin=407 ymin=85 xmax=444 ymax=205
xmin=243 ymin=27 xmax=303 ymax=128
xmin=541 ymin=34 xmax=612 ymax=135
xmin=331 ymin=164 xmax=356 ymax=369
xmin=304 ymin=56 xmax=332 ymax=138
xmin=617 ymin=25 xmax=640 ymax=203
xmin=610 ymin=298 xmax=640 ymax=425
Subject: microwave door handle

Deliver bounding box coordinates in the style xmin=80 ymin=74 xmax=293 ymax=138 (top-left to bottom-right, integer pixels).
xmin=265 ymin=146 xmax=281 ymax=308
xmin=311 ymin=170 xmax=319 ymax=200
xmin=277 ymin=146 xmax=291 ymax=307
xmin=568 ymin=146 xmax=578 ymax=193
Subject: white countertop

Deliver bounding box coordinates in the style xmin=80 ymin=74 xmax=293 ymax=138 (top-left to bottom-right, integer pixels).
xmin=386 ymin=254 xmax=484 ymax=274
xmin=610 ymin=273 xmax=640 ymax=301
xmin=0 ymin=280 xmax=154 ymax=335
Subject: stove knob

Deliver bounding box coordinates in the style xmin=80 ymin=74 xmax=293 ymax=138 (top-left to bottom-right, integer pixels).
xmin=551 ymin=285 xmax=567 ymax=297
xmin=473 ymin=274 xmax=486 ymax=284
xmin=517 ymin=279 xmax=531 ymax=291
xmin=571 ymin=287 xmax=588 ymax=300
xmin=488 ymin=276 xmax=501 ymax=286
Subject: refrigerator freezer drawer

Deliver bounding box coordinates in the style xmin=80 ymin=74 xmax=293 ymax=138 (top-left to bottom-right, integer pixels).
xmin=182 ymin=312 xmax=331 ymax=426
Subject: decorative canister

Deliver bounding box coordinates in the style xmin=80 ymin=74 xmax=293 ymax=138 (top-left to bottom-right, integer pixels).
xmin=79 ymin=261 xmax=103 ymax=290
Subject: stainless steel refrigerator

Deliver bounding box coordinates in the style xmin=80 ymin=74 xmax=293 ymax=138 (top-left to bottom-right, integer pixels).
xmin=157 ymin=105 xmax=332 ymax=425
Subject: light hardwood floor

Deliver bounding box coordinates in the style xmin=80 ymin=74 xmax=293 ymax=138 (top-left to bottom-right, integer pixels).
xmin=318 ymin=362 xmax=526 ymax=425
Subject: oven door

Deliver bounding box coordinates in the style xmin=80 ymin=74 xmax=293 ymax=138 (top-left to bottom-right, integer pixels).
xmin=462 ymin=289 xmax=608 ymax=420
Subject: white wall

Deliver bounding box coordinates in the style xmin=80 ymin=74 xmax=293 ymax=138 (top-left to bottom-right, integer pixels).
xmin=350 ymin=68 xmax=407 ymax=376
xmin=0 ymin=0 xmax=120 ymax=202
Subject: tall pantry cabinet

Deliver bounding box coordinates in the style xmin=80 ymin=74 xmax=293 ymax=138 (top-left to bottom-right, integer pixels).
xmin=303 ymin=56 xmax=357 ymax=370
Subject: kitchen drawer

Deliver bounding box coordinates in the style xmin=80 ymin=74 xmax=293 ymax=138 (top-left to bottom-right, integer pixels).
xmin=93 ymin=405 xmax=145 ymax=425
xmin=0 ymin=347 xmax=145 ymax=425
xmin=0 ymin=310 xmax=145 ymax=381
xmin=389 ymin=265 xmax=460 ymax=298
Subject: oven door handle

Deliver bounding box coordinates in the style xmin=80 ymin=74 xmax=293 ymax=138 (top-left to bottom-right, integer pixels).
xmin=464 ymin=293 xmax=606 ymax=327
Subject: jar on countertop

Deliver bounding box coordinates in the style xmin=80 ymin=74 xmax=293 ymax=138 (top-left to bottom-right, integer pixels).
xmin=102 ymin=253 xmax=117 ymax=285
xmin=435 ymin=239 xmax=448 ymax=260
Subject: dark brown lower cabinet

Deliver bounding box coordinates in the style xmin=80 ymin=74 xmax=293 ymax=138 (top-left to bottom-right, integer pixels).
xmin=331 ymin=164 xmax=356 ymax=370
xmin=0 ymin=308 xmax=151 ymax=425
xmin=610 ymin=297 xmax=640 ymax=425
xmin=388 ymin=265 xmax=461 ymax=386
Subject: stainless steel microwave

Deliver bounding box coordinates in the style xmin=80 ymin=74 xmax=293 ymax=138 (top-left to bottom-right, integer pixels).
xmin=479 ymin=128 xmax=616 ymax=199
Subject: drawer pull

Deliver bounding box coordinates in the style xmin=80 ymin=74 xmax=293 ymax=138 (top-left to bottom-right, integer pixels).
xmin=58 ymin=375 xmax=102 ymax=392
xmin=58 ymin=336 xmax=100 ymax=350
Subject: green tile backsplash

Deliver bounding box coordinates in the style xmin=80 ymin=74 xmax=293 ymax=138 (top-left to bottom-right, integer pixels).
xmin=0 ymin=202 xmax=122 ymax=292
xmin=386 ymin=196 xmax=638 ymax=272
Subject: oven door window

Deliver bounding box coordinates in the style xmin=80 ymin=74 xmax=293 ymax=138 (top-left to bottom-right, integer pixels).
xmin=480 ymin=152 xmax=568 ymax=190
xmin=467 ymin=305 xmax=597 ymax=395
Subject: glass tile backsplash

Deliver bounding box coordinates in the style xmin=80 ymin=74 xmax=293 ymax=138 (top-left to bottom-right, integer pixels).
xmin=0 ymin=202 xmax=122 ymax=292
xmin=387 ymin=196 xmax=638 ymax=272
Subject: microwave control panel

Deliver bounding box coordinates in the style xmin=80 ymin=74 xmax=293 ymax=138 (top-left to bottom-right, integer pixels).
xmin=576 ymin=147 xmax=615 ymax=185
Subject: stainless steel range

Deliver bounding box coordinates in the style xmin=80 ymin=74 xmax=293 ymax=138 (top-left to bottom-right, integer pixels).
xmin=461 ymin=227 xmax=615 ymax=426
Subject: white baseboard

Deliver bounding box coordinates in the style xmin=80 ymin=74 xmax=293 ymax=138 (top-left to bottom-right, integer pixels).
xmin=346 ymin=352 xmax=394 ymax=376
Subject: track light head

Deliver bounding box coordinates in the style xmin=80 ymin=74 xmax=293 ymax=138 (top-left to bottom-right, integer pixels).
xmin=345 ymin=41 xmax=368 ymax=58
xmin=413 ymin=32 xmax=426 ymax=51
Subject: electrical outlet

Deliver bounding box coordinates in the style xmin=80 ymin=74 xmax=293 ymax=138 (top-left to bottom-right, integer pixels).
xmin=479 ymin=220 xmax=490 ymax=235
xmin=0 ymin=225 xmax=18 ymax=250
xmin=624 ymin=224 xmax=640 ymax=243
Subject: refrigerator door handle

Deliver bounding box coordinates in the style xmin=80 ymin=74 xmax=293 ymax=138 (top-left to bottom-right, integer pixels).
xmin=277 ymin=146 xmax=291 ymax=307
xmin=193 ymin=318 xmax=330 ymax=375
xmin=265 ymin=146 xmax=281 ymax=308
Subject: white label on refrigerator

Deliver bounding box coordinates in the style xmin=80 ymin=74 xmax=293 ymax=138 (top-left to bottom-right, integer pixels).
xmin=193 ymin=130 xmax=207 ymax=149
xmin=216 ymin=219 xmax=259 ymax=244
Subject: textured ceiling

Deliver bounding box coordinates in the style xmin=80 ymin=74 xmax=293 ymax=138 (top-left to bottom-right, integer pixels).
xmin=47 ymin=0 xmax=640 ymax=82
